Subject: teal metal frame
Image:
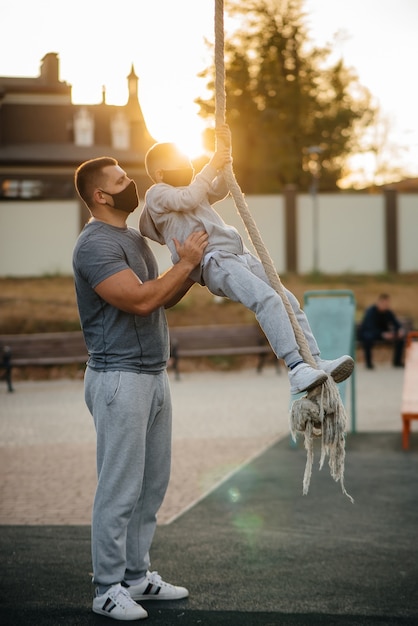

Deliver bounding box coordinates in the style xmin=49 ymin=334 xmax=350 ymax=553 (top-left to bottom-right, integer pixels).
xmin=303 ymin=289 xmax=357 ymax=433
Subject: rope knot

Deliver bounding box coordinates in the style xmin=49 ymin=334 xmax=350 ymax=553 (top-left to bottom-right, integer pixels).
xmin=290 ymin=378 xmax=354 ymax=502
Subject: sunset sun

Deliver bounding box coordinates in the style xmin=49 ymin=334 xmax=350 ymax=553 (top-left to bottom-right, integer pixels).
xmin=69 ymin=65 xmax=209 ymax=161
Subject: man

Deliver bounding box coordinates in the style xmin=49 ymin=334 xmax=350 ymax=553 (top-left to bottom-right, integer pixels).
xmin=73 ymin=156 xmax=209 ymax=621
xmin=359 ymin=293 xmax=405 ymax=369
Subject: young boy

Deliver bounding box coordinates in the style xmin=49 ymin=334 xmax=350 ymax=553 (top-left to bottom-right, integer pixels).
xmin=139 ymin=126 xmax=354 ymax=394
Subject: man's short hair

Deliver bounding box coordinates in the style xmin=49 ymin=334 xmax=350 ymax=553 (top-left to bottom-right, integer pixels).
xmin=74 ymin=156 xmax=117 ymax=208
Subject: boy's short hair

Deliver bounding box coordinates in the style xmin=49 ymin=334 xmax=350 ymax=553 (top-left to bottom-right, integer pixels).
xmin=74 ymin=156 xmax=117 ymax=208
xmin=145 ymin=143 xmax=189 ymax=182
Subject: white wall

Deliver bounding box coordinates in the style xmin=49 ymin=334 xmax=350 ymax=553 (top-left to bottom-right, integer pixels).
xmin=0 ymin=200 xmax=80 ymax=277
xmin=298 ymin=194 xmax=385 ymax=273
xmin=398 ymin=194 xmax=418 ymax=272
xmin=1 ymin=193 xmax=417 ymax=277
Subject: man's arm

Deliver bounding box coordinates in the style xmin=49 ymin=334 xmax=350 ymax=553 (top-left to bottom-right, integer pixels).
xmin=94 ymin=230 xmax=208 ymax=316
xmin=386 ymin=310 xmax=406 ymax=337
xmin=164 ymin=277 xmax=195 ymax=309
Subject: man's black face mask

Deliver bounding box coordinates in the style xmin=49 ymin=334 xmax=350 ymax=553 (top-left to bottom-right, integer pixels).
xmin=162 ymin=168 xmax=194 ymax=187
xmin=100 ymin=180 xmax=139 ymax=213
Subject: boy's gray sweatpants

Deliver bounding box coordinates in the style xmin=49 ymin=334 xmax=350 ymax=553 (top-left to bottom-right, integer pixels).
xmin=202 ymin=251 xmax=320 ymax=366
xmin=84 ymin=368 xmax=172 ymax=589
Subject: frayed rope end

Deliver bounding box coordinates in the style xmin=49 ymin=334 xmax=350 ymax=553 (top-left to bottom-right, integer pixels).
xmin=289 ymin=378 xmax=354 ymax=501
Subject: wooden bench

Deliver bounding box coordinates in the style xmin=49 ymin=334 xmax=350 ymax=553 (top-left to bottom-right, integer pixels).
xmin=169 ymin=324 xmax=277 ymax=379
xmin=401 ymin=331 xmax=418 ymax=450
xmin=0 ymin=345 xmax=14 ymax=391
xmin=0 ymin=331 xmax=88 ymax=367
xmin=0 ymin=327 xmax=277 ymax=381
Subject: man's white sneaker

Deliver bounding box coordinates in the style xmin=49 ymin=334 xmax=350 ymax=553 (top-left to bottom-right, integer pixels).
xmin=315 ymin=355 xmax=354 ymax=383
xmin=123 ymin=570 xmax=189 ymax=602
xmin=92 ymin=583 xmax=148 ymax=620
xmin=288 ymin=362 xmax=328 ymax=395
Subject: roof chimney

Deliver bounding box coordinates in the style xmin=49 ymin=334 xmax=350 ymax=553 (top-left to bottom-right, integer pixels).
xmin=40 ymin=53 xmax=60 ymax=83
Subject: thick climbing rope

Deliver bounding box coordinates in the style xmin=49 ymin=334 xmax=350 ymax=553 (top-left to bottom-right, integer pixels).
xmin=213 ymin=0 xmax=353 ymax=500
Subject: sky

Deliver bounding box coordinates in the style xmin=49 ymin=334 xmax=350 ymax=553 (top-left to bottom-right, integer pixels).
xmin=1 ymin=0 xmax=417 ymax=185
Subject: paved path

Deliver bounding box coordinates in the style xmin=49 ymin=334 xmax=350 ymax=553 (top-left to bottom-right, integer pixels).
xmin=0 ymin=363 xmax=405 ymax=525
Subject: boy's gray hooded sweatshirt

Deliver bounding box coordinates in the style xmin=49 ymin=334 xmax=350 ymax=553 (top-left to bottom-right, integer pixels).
xmin=139 ymin=163 xmax=246 ymax=283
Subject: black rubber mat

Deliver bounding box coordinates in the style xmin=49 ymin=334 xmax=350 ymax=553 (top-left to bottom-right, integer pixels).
xmin=1 ymin=432 xmax=417 ymax=625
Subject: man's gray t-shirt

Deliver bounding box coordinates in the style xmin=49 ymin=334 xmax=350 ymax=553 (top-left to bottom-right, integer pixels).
xmin=72 ymin=221 xmax=169 ymax=373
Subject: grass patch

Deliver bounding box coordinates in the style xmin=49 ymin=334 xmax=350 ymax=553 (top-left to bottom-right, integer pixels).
xmin=1 ymin=273 xmax=417 ymax=334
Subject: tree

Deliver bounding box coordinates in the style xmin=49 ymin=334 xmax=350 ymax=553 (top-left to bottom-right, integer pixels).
xmin=196 ymin=0 xmax=376 ymax=192
xmin=340 ymin=109 xmax=407 ymax=189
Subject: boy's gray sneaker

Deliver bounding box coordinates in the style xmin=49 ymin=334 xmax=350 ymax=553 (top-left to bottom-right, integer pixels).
xmin=92 ymin=583 xmax=148 ymax=620
xmin=288 ymin=362 xmax=328 ymax=395
xmin=316 ymin=355 xmax=354 ymax=383
xmin=123 ymin=570 xmax=189 ymax=602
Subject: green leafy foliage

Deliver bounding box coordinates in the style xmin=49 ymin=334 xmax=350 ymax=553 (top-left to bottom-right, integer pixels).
xmin=196 ymin=0 xmax=376 ymax=192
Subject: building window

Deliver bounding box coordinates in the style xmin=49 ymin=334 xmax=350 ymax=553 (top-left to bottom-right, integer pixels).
xmin=74 ymin=107 xmax=94 ymax=146
xmin=1 ymin=179 xmax=43 ymax=199
xmin=111 ymin=112 xmax=130 ymax=150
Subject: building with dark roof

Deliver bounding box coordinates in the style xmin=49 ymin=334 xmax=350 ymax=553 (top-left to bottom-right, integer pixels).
xmin=0 ymin=52 xmax=155 ymax=207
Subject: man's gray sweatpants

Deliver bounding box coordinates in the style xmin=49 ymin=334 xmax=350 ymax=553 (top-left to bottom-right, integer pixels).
xmin=84 ymin=368 xmax=172 ymax=589
xmin=202 ymin=250 xmax=320 ymax=366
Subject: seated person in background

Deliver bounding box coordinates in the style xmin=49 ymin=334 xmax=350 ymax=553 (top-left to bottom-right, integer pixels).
xmin=139 ymin=124 xmax=354 ymax=395
xmin=359 ymin=293 xmax=405 ymax=369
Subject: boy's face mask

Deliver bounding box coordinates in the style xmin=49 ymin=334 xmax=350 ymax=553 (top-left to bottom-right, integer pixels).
xmin=100 ymin=180 xmax=139 ymax=213
xmin=162 ymin=168 xmax=194 ymax=187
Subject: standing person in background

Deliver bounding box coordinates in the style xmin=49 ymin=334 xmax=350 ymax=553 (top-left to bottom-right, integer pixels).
xmin=359 ymin=293 xmax=406 ymax=369
xmin=73 ymin=156 xmax=208 ymax=621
